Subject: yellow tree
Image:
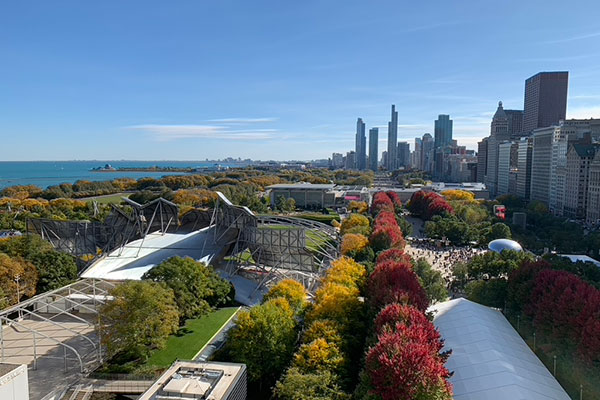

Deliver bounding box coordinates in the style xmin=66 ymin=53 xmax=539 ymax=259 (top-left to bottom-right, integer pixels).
xmin=340 ymin=214 xmax=370 ymax=236
xmin=263 ymin=279 xmax=307 ymax=313
xmin=293 ymin=338 xmax=344 ymax=374
xmin=340 ymin=234 xmax=368 ymax=256
xmin=0 ymin=253 xmax=38 ymax=304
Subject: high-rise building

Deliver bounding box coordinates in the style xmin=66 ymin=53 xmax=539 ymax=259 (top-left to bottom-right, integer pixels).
xmin=387 ymin=105 xmax=398 ymax=170
xmin=330 ymin=152 xmax=344 ymax=169
xmin=516 ymin=137 xmax=533 ymax=199
xmin=345 ymin=151 xmax=356 ymax=170
xmin=564 ymin=144 xmax=598 ymax=219
xmin=485 ymin=102 xmax=510 ymax=197
xmin=587 ymin=151 xmax=600 ymax=225
xmin=413 ymin=137 xmax=423 ymax=169
xmin=368 ymin=128 xmax=379 ymax=171
xmin=434 ymin=114 xmax=453 ymax=149
xmin=476 ymin=138 xmax=488 ymax=183
xmin=523 ymin=71 xmax=569 ymax=133
xmin=530 ymin=126 xmax=562 ymax=204
xmin=421 ymin=133 xmax=434 ymax=172
xmin=505 ymin=109 xmax=524 ymax=138
xmin=397 ymin=142 xmax=410 ymax=168
xmin=355 ymin=118 xmax=367 ymax=170
xmin=530 ymin=119 xmax=600 ymax=207
xmin=497 ymin=141 xmax=518 ymax=196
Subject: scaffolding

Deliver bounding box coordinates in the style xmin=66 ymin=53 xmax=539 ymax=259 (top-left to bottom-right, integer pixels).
xmin=209 ymin=192 xmax=339 ymax=294
xmin=0 ymin=279 xmax=116 ymax=373
xmin=28 ymin=197 xmax=180 ymax=268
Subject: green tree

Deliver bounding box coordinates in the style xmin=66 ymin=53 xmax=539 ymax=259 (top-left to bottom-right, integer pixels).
xmin=486 ymin=222 xmax=512 ymax=242
xmin=30 ymin=251 xmax=78 ymax=293
xmin=99 ymin=281 xmax=179 ymax=360
xmin=226 ymin=298 xmax=298 ymax=384
xmin=274 ymin=367 xmax=350 ymax=400
xmin=397 ymin=217 xmax=413 ymax=237
xmin=465 ymin=250 xmax=532 ymax=281
xmin=276 ymin=196 xmax=296 ymax=213
xmin=142 ymin=256 xmax=233 ymax=320
xmin=413 ymin=258 xmax=447 ymax=303
xmin=465 ymin=279 xmax=508 ymax=308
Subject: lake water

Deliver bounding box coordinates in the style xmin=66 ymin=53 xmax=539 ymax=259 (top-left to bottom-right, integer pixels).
xmin=0 ymin=161 xmax=243 ymax=189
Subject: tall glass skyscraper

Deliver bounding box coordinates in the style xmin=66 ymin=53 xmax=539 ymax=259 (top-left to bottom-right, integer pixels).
xmin=434 ymin=114 xmax=453 ymax=149
xmin=369 ymin=127 xmax=378 ymax=171
xmin=386 ymin=105 xmax=398 ymax=170
xmin=355 ymin=118 xmax=366 ymax=170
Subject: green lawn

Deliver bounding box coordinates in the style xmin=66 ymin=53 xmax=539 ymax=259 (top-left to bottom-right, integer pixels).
xmin=144 ymin=307 xmax=239 ymax=368
xmin=83 ymin=193 xmax=130 ymax=204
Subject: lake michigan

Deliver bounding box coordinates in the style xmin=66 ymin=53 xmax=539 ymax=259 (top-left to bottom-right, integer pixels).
xmin=0 ymin=161 xmax=241 ymax=189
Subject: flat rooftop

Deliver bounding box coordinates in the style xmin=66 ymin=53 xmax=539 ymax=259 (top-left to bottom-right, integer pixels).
xmin=139 ymin=361 xmax=246 ymax=400
xmin=267 ymin=183 xmax=335 ymax=190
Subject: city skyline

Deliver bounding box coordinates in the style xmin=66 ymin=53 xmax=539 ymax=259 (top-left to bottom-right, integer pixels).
xmin=2 ymin=1 xmax=600 ymax=161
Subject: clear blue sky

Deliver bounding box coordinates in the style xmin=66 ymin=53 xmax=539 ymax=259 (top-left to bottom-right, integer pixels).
xmin=1 ymin=1 xmax=600 ymax=161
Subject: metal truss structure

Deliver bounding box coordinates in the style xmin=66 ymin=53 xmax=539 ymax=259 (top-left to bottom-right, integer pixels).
xmin=209 ymin=192 xmax=339 ymax=294
xmin=0 ymin=278 xmax=116 ymax=374
xmin=28 ymin=197 xmax=179 ymax=269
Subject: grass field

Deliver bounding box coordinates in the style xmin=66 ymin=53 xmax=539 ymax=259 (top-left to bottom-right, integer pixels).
xmin=144 ymin=307 xmax=239 ymax=368
xmin=83 ymin=193 xmax=130 ymax=204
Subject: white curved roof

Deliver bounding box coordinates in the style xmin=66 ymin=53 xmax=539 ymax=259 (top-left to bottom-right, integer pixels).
xmin=429 ymin=298 xmax=570 ymax=400
xmin=488 ymin=238 xmax=523 ymax=253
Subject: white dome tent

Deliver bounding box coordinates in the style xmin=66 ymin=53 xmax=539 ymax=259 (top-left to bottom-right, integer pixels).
xmin=429 ymin=298 xmax=570 ymax=400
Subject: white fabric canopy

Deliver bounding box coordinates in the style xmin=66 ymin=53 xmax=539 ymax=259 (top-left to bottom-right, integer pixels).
xmin=429 ymin=298 xmax=570 ymax=400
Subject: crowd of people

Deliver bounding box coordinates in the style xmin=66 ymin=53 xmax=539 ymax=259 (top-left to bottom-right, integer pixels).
xmin=404 ymin=239 xmax=486 ymax=279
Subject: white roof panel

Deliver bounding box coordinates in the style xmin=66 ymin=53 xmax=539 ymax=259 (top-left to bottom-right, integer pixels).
xmin=429 ymin=298 xmax=570 ymax=400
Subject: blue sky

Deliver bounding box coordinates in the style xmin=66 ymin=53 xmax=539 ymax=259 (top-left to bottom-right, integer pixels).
xmin=1 ymin=0 xmax=600 ymax=161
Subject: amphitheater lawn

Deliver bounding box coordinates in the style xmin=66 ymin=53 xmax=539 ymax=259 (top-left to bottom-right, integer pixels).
xmin=144 ymin=307 xmax=239 ymax=368
xmin=82 ymin=193 xmax=130 ymax=204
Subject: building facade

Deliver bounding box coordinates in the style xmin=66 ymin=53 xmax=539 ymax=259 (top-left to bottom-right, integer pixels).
xmin=386 ymin=105 xmax=398 ymax=170
xmin=505 ymin=109 xmax=524 ymax=137
xmin=421 ymin=133 xmax=434 ymax=172
xmin=477 ymin=138 xmax=488 ymax=183
xmin=497 ymin=141 xmax=518 ymax=196
xmin=516 ymin=136 xmax=533 ymax=199
xmin=397 ymin=141 xmax=410 ymax=168
xmin=368 ymin=127 xmax=378 ymax=171
xmin=485 ymin=102 xmax=510 ymax=197
xmin=564 ymin=144 xmax=597 ymax=219
xmin=587 ymin=150 xmax=600 ymax=225
xmin=434 ymin=114 xmax=453 ymax=149
xmin=355 ymin=118 xmax=367 ymax=170
xmin=523 ymin=71 xmax=569 ymax=133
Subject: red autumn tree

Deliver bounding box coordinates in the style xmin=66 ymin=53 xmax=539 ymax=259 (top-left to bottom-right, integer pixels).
xmin=376 ymin=248 xmax=411 ymax=265
xmin=366 ymin=324 xmax=452 ymax=400
xmin=368 ymin=260 xmax=428 ymax=312
xmin=371 ymin=192 xmax=394 ymax=215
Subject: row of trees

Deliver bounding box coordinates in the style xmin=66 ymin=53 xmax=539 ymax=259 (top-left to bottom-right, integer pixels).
xmin=355 ymin=219 xmax=452 ymax=399
xmin=507 ymin=260 xmax=600 ymax=362
xmin=0 ymin=235 xmax=78 ymax=307
xmin=99 ymin=257 xmax=234 ymax=363
xmin=274 ymin=257 xmax=367 ymax=399
xmin=407 ymin=191 xmax=454 ymax=220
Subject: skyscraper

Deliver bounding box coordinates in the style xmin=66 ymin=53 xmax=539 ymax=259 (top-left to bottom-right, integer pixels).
xmin=397 ymin=142 xmax=410 ymax=168
xmin=355 ymin=118 xmax=367 ymax=170
xmin=434 ymin=114 xmax=453 ymax=149
xmin=413 ymin=137 xmax=422 ymax=169
xmin=516 ymin=137 xmax=533 ymax=199
xmin=505 ymin=109 xmax=524 ymax=138
xmin=368 ymin=127 xmax=379 ymax=171
xmin=523 ymin=71 xmax=569 ymax=133
xmin=387 ymin=105 xmax=398 ymax=170
xmin=476 ymin=138 xmax=488 ymax=183
xmin=485 ymin=101 xmax=510 ymax=197
xmin=421 ymin=133 xmax=434 ymax=172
